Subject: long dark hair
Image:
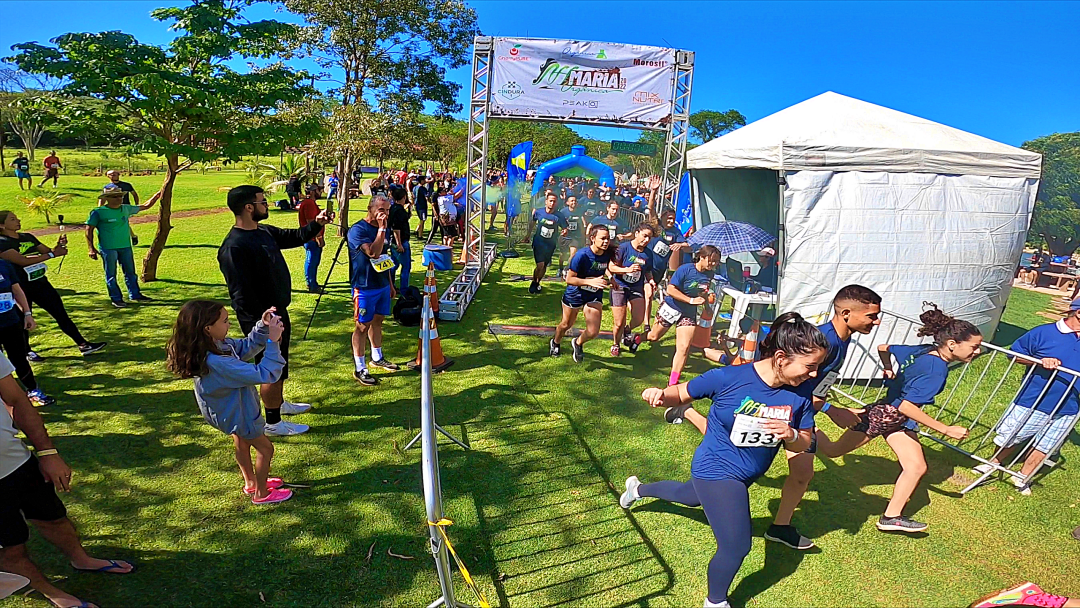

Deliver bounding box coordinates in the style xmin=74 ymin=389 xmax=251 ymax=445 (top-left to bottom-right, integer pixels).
xmin=917 ymin=303 xmax=981 ymax=346
xmin=693 ymin=244 xmax=720 ymax=262
xmin=760 ymin=311 xmax=829 ymax=358
xmin=166 ymin=300 xmax=227 ymax=379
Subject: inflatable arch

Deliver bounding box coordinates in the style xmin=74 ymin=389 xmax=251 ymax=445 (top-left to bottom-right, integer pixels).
xmin=530 ymin=145 xmax=616 ymax=196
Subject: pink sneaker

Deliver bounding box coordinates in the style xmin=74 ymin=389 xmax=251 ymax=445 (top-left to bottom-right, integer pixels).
xmin=243 ymin=477 xmax=284 ymax=495
xmin=251 ymin=487 xmax=293 ymax=505
xmin=971 ymin=583 xmax=1068 ymax=608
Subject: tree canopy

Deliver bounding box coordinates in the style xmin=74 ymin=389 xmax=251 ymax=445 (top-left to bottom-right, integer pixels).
xmin=1023 ymin=132 xmax=1080 ymax=256
xmin=689 ymin=109 xmax=746 ymax=143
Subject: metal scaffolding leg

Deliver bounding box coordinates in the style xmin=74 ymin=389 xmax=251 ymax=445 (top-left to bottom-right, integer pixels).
xmin=659 ymin=50 xmax=695 ymax=212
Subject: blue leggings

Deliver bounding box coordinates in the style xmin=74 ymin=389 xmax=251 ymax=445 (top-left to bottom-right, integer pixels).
xmin=639 ymin=477 xmax=751 ymax=604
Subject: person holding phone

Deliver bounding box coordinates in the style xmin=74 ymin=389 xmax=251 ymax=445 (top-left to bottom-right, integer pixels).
xmin=347 ymin=194 xmax=399 ymax=386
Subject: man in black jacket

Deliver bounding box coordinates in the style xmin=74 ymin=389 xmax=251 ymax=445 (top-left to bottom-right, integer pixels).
xmin=218 ymin=185 xmax=332 ymax=436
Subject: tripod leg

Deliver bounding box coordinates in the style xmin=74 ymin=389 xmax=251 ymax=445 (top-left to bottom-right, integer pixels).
xmin=303 ymin=236 xmax=348 ymax=340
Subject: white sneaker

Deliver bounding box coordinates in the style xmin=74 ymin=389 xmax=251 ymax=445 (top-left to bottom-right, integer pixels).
xmin=704 ymin=599 xmax=731 ymax=608
xmin=264 ymin=420 xmax=310 ymax=436
xmin=1010 ymin=475 xmax=1033 ymax=496
xmin=619 ymin=475 xmax=641 ymax=509
xmin=280 ymin=401 xmax=312 ymax=415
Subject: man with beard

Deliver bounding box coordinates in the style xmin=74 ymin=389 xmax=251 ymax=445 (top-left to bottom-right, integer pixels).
xmin=217 ymin=185 xmax=332 ymax=436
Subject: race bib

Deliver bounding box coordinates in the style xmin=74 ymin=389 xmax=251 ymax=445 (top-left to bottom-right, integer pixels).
xmin=730 ymin=414 xmax=783 ymax=448
xmin=658 ymin=302 xmax=682 ymax=324
xmin=370 ymin=254 xmax=395 ymax=273
xmin=652 ymin=240 xmax=670 ymax=258
xmin=625 ymin=270 xmax=641 ymax=283
xmin=580 ymin=283 xmax=601 ymax=292
xmin=0 ymin=292 xmax=12 ymax=314
xmin=812 ymin=370 xmax=840 ymax=399
xmin=568 ymin=220 xmax=579 ymax=232
xmin=24 ymin=262 xmax=47 ymax=281
xmin=539 ymin=226 xmax=554 ymax=239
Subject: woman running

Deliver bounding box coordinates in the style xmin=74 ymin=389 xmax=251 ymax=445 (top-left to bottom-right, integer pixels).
xmin=816 ymin=304 xmax=981 ymax=533
xmin=0 ymin=211 xmax=106 ymax=360
xmin=646 ymin=245 xmax=724 ymax=386
xmin=620 ymin=312 xmax=827 ymax=608
xmin=609 ymin=223 xmax=655 ymax=356
xmin=550 ymin=225 xmax=611 ymax=363
xmin=644 ymin=209 xmax=688 ymax=332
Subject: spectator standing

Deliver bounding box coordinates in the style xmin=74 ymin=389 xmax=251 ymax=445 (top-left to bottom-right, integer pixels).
xmin=347 ymin=194 xmax=399 ymax=386
xmin=412 ymin=176 xmax=430 ymax=239
xmin=285 ymin=175 xmax=302 ymax=209
xmin=85 ymin=186 xmax=159 ymax=308
xmin=326 ymin=172 xmax=339 ymax=204
xmin=296 ymin=183 xmax=326 ymax=293
xmin=217 ymin=185 xmax=330 ymax=436
xmin=9 ymin=152 xmax=31 ymax=190
xmin=37 ymin=151 xmax=62 ymax=188
xmin=104 ymin=170 xmax=140 ymax=246
xmin=388 ymin=186 xmax=413 ymax=293
xmin=0 ymin=351 xmax=134 ymax=608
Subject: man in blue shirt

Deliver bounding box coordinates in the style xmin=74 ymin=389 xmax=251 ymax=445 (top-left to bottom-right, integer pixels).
xmin=977 ymin=298 xmax=1080 ymax=486
xmin=347 ymin=195 xmax=399 ymax=386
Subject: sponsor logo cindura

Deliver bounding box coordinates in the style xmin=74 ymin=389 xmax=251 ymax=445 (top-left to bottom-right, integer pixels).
xmin=497 ymin=81 xmax=524 ymax=100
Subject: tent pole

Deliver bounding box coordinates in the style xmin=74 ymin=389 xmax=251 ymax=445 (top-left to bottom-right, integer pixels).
xmin=776 ymin=142 xmax=786 ymax=310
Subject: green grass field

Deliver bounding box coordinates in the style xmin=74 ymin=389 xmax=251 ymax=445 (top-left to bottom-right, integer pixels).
xmin=1 ymin=168 xmax=1078 ymax=608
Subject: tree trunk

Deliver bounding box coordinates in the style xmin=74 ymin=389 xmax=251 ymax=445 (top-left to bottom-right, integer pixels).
xmin=140 ymin=154 xmax=180 ymax=282
xmin=0 ymin=123 xmax=5 ymax=170
xmin=336 ymin=151 xmax=354 ymax=237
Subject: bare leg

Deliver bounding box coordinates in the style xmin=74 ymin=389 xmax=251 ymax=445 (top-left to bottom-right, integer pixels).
xmin=815 ymin=428 xmax=873 ymax=459
xmin=1017 ymin=448 xmax=1049 ymax=477
xmin=259 ymin=378 xmax=284 ymax=412
xmin=883 ymin=430 xmax=927 ymax=518
xmin=366 ymin=316 xmax=384 ymax=351
xmin=669 ymin=325 xmax=695 ymax=380
xmin=774 ymin=451 xmax=815 ymax=526
xmin=647 ymin=319 xmax=670 ymax=342
xmin=553 ymin=304 xmax=580 ymax=344
xmin=683 ymin=406 xmax=707 ymax=434
xmin=353 ymin=321 xmax=370 ymax=358
xmin=580 ymin=302 xmax=603 ymax=346
xmin=30 ymin=518 xmax=133 ymax=573
xmin=234 ymin=434 xmax=260 ymax=495
xmin=0 ymin=544 xmax=92 ymax=608
xmin=628 ymin=297 xmax=645 ymax=331
xmin=611 ymin=304 xmax=627 ymax=346
xmin=532 ymin=262 xmax=547 ymax=283
xmin=250 ymin=434 xmax=275 ymax=500
xmin=644 ymin=281 xmax=656 ymax=325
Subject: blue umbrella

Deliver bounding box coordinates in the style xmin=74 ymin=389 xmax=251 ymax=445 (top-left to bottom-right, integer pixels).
xmin=687 ymin=221 xmax=776 ymax=257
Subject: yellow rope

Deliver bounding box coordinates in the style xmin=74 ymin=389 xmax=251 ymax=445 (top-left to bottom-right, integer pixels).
xmin=428 ymin=518 xmax=491 ymax=608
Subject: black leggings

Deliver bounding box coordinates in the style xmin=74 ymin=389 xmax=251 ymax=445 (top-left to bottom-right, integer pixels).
xmin=639 ymin=478 xmax=751 ymax=604
xmin=0 ymin=322 xmax=37 ymax=391
xmin=22 ymin=278 xmax=86 ymax=346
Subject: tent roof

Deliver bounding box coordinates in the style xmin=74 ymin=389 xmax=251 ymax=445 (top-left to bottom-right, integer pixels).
xmin=687 ymin=92 xmax=1041 ymax=179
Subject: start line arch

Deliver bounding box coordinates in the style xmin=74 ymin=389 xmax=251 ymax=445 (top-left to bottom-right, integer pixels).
xmin=438 ymin=36 xmax=695 ymax=320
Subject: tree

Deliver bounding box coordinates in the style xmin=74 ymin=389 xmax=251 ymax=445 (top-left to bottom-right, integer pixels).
xmin=425 ymin=116 xmax=467 ymax=172
xmin=689 ymin=109 xmax=746 ymax=143
xmin=286 ymin=0 xmax=477 ymax=229
xmin=1023 ymin=133 xmax=1080 ymax=256
xmin=7 ymin=0 xmax=320 ymax=281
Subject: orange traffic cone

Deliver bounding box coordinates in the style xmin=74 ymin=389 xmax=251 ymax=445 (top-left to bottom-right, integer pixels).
xmin=691 ymin=292 xmax=719 ymax=349
xmin=730 ymin=319 xmax=761 ymax=366
xmin=407 ymin=273 xmax=453 ymax=373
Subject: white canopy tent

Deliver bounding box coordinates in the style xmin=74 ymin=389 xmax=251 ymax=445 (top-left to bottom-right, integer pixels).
xmin=686 ymin=92 xmax=1042 ymax=363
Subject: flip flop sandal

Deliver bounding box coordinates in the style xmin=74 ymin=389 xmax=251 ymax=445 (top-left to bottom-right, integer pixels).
xmin=252 ymin=487 xmax=293 ymax=505
xmin=71 ymin=559 xmax=134 ymax=574
xmin=243 ymin=477 xmax=284 ymax=495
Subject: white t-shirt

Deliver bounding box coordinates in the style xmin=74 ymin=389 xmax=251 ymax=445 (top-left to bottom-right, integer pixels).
xmin=0 ymin=352 xmax=30 ymax=479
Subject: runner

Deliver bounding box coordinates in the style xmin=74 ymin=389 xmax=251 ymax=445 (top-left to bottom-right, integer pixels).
xmin=588 ymin=200 xmax=627 ymax=254
xmin=527 ymin=192 xmax=568 ymax=294
xmin=347 ymin=194 xmax=400 ymax=386
xmin=37 ymin=151 xmax=62 ymax=188
xmin=9 ymin=152 xmax=31 ymax=190
xmin=816 ymin=304 xmax=981 ymax=533
xmin=646 ymin=245 xmax=724 ymax=386
xmin=619 ymin=312 xmax=826 ymax=608
xmin=644 ymin=209 xmax=689 ymax=332
xmin=550 ymin=225 xmax=612 ymax=363
xmin=557 ymin=195 xmax=585 ymax=278
xmin=608 ymin=223 xmax=655 ymax=357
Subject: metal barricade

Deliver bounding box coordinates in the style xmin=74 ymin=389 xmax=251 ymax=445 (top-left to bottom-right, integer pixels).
xmin=616 ymin=206 xmax=648 ymax=230
xmin=825 ymin=308 xmax=1080 ymax=495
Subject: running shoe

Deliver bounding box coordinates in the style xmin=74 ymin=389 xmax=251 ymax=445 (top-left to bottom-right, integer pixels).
xmin=622 ymin=332 xmax=634 ymax=348
xmin=628 ymin=333 xmax=642 ymax=353
xmin=131 ymin=295 xmax=154 ymax=302
xmin=111 ymin=300 xmax=127 ymax=308
xmin=610 ymin=344 xmax=620 ymax=357
xmin=280 ymin=401 xmax=311 ymax=415
xmin=549 ymin=338 xmax=561 ymax=357
xmin=370 ymin=358 xmax=400 ymax=371
xmin=27 ymin=350 xmax=44 ymax=362
xmin=764 ymin=524 xmax=815 ymax=550
xmin=264 ymin=421 xmax=310 ymax=436
xmin=664 ymin=405 xmax=689 ymax=424
xmin=27 ymin=389 xmax=56 ymax=407
xmin=354 ymin=369 xmax=378 ymax=385
xmin=971 ymin=582 xmax=1069 ymax=607
xmin=251 ymin=487 xmax=293 ymax=505
xmin=571 ymin=338 xmax=584 ymax=363
xmin=876 ymin=515 xmax=928 ymax=533
xmin=78 ymin=341 xmax=107 ymax=355
xmin=528 ymin=282 xmax=539 ymax=294
xmin=243 ymin=477 xmax=284 ymax=495
xmin=1010 ymin=475 xmax=1033 ymax=496
xmin=704 ymin=600 xmax=732 ymax=608
xmin=619 ymin=475 xmax=641 ymax=509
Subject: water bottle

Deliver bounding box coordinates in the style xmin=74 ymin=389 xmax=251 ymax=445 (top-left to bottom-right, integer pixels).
xmin=743 ymin=266 xmax=752 ymax=294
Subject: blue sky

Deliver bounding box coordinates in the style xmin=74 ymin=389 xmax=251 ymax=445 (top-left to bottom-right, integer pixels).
xmin=2 ymin=0 xmax=1078 ymax=147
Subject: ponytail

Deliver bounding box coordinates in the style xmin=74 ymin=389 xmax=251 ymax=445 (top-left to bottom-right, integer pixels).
xmin=917 ymin=302 xmax=981 ymax=346
xmin=760 ymin=311 xmax=829 ymax=358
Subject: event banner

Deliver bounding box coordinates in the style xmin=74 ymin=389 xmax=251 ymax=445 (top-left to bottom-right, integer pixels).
xmin=490 ymin=38 xmax=677 ymax=124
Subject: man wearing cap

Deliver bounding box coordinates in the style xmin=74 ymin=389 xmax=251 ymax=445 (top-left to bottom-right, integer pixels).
xmin=296 ymin=183 xmax=326 ymax=293
xmin=753 ymin=246 xmax=778 ymax=290
xmin=974 ymin=299 xmax=1080 ymax=492
xmin=104 ymin=170 xmax=141 ymax=246
xmin=85 ymin=184 xmax=159 ymax=308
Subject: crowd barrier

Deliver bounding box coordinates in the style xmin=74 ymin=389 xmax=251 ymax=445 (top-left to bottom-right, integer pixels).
xmin=826 ymin=308 xmax=1080 ymax=495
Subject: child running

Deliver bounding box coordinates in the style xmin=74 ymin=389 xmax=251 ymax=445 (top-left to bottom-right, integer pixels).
xmin=608 ymin=223 xmax=655 ymax=357
xmin=620 ymin=312 xmax=827 ymax=608
xmin=550 ymin=225 xmax=612 ymax=363
xmin=815 ymin=304 xmax=981 ymax=533
xmin=166 ymin=301 xmax=293 ymax=505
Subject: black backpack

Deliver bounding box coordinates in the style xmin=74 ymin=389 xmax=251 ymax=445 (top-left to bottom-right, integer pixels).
xmin=393 ymin=285 xmax=424 ymax=326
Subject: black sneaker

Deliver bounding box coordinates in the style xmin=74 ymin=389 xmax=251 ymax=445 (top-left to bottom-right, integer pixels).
xmin=665 ymin=405 xmax=690 ymax=424
xmin=78 ymin=341 xmax=107 ymax=356
xmin=876 ymin=515 xmax=928 ymax=533
xmin=528 ymin=282 xmax=539 ymax=294
xmin=571 ymin=338 xmax=584 ymax=363
xmin=370 ymin=358 xmax=400 ymax=371
xmin=131 ymin=295 xmax=153 ymax=302
xmin=111 ymin=300 xmax=127 ymax=308
xmin=764 ymin=524 xmax=816 ymax=550
xmin=353 ymin=369 xmax=378 ymax=385
xmin=27 ymin=350 xmax=45 ymax=362
xmin=549 ymin=339 xmax=561 ymax=357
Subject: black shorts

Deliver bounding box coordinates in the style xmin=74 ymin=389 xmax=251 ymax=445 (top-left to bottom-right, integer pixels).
xmin=0 ymin=456 xmax=67 ymax=548
xmin=610 ymin=287 xmax=644 ymax=307
xmin=533 ymin=241 xmax=556 ymax=265
xmin=651 ymin=268 xmax=667 ymax=285
xmin=562 ymin=288 xmax=604 ymax=309
xmin=239 ymin=309 xmax=291 ymax=381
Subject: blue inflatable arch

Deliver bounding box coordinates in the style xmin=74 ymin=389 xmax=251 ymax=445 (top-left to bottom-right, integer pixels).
xmin=530 ymin=145 xmax=616 ymax=197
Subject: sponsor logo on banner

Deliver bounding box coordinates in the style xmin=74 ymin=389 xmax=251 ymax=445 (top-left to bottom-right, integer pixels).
xmin=632 ymin=91 xmax=663 ymax=105
xmin=633 ymin=58 xmax=668 ymax=68
xmin=498 ymin=81 xmax=524 ymax=100
xmin=561 ymin=47 xmax=607 ymax=59
xmin=562 ymin=99 xmax=599 ymax=108
xmin=532 ymin=59 xmax=625 ymax=94
xmin=498 ymin=44 xmax=529 ymax=61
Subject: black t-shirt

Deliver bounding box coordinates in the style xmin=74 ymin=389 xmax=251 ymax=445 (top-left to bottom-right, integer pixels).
xmin=217 ymin=222 xmax=322 ymax=321
xmin=12 ymin=157 xmax=29 ymax=172
xmin=105 ymin=180 xmax=137 ymax=205
xmin=0 ymin=233 xmax=44 ymax=283
xmin=389 ymin=203 xmax=412 ymax=243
